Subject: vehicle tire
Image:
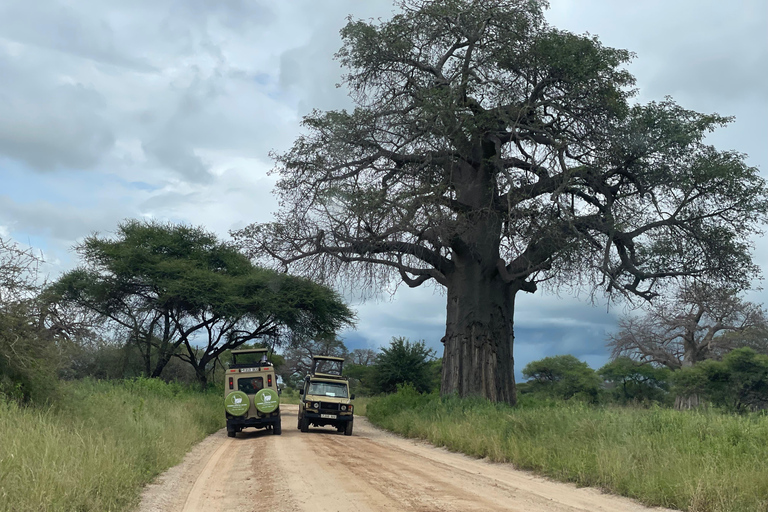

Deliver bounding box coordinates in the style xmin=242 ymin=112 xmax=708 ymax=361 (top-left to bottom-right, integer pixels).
xmin=273 ymin=419 xmax=282 ymax=435
xmin=224 ymin=391 xmax=250 ymax=417
xmin=253 ymin=388 xmax=279 ymax=414
xmin=300 ymin=415 xmax=309 ymax=433
xmin=344 ymin=420 xmax=353 ymax=436
xmin=227 ymin=428 xmax=236 ymax=438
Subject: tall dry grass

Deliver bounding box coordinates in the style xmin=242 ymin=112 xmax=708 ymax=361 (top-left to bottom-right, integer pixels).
xmin=0 ymin=378 xmax=223 ymax=512
xmin=367 ymin=387 xmax=768 ymax=512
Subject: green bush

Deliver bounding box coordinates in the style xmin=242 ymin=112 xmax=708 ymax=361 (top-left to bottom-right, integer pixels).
xmin=0 ymin=304 xmax=60 ymax=404
xmin=599 ymin=357 xmax=671 ymax=405
xmin=673 ymin=348 xmax=768 ymax=413
xmin=374 ymin=337 xmax=437 ymax=394
xmin=522 ymin=354 xmax=602 ymax=402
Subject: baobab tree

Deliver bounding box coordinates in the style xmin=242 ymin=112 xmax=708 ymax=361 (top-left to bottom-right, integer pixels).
xmin=233 ymin=0 xmax=768 ymax=404
xmin=608 ymin=283 xmax=768 ymax=369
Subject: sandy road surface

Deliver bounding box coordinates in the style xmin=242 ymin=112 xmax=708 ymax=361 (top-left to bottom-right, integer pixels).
xmin=138 ymin=404 xmax=673 ymax=512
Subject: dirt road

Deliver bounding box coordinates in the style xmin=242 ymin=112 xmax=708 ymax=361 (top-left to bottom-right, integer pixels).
xmin=138 ymin=404 xmax=672 ymax=512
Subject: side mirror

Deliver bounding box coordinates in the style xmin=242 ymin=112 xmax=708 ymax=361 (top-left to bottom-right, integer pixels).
xmin=299 ymin=389 xmax=304 ymax=395
xmin=350 ymin=394 xmax=356 ymax=400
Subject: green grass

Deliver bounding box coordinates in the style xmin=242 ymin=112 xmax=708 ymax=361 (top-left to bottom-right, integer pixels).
xmin=367 ymin=388 xmax=768 ymax=512
xmin=0 ymin=378 xmax=224 ymax=512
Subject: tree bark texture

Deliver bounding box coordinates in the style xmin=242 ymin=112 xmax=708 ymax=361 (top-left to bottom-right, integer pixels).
xmin=441 ymin=256 xmax=518 ymax=405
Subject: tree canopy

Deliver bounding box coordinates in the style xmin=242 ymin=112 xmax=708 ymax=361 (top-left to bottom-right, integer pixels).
xmin=375 ymin=336 xmax=438 ymax=393
xmin=50 ymin=220 xmax=354 ymax=384
xmin=522 ymin=354 xmax=601 ymax=401
xmin=672 ymin=348 xmax=768 ymax=413
xmin=233 ymin=0 xmax=768 ymax=404
xmin=608 ymin=282 xmax=768 ymax=369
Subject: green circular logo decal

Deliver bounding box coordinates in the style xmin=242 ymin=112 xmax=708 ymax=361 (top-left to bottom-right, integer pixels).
xmin=224 ymin=391 xmax=250 ymax=416
xmin=254 ymin=388 xmax=279 ymax=413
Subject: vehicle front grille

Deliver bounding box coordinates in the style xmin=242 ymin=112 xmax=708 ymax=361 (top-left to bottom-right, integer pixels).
xmin=320 ymin=402 xmax=340 ymax=411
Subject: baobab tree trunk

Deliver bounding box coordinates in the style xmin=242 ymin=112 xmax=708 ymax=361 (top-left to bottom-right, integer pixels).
xmin=675 ymin=338 xmax=702 ymax=410
xmin=441 ymin=257 xmax=518 ymax=405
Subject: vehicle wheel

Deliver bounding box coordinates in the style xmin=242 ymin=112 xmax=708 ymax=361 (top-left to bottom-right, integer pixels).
xmin=273 ymin=419 xmax=282 ymax=435
xmin=344 ymin=420 xmax=353 ymax=436
xmin=227 ymin=429 xmax=236 ymax=438
xmin=300 ymin=415 xmax=309 ymax=433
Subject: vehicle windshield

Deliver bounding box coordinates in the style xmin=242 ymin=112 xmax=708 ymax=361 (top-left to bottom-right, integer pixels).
xmin=308 ymin=381 xmax=348 ymax=398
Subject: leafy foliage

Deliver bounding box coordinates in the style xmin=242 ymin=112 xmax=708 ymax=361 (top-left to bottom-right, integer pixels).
xmin=375 ymin=337 xmax=438 ymax=394
xmin=49 ymin=220 xmax=354 ymax=385
xmin=598 ymin=357 xmax=670 ymax=404
xmin=0 ymin=238 xmax=60 ymax=402
xmin=672 ymin=348 xmax=768 ymax=413
xmin=521 ymin=355 xmax=601 ymax=401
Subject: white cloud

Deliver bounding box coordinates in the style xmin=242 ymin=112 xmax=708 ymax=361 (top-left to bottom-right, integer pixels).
xmin=1 ymin=0 xmax=766 ymax=368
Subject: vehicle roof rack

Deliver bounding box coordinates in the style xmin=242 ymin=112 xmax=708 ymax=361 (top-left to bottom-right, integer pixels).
xmin=230 ymin=348 xmax=273 ymax=369
xmin=231 ymin=348 xmax=269 ymax=355
xmin=308 ymin=355 xmax=346 ymax=380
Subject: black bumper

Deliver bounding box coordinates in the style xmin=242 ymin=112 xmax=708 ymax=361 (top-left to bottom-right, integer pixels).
xmin=227 ymin=412 xmax=280 ymax=429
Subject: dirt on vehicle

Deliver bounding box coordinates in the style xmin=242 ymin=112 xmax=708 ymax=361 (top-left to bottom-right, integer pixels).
xmin=138 ymin=404 xmax=674 ymax=512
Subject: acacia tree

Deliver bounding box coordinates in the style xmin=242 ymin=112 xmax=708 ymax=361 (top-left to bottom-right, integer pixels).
xmin=175 ymin=272 xmax=353 ymax=387
xmin=51 ymin=220 xmax=353 ymax=383
xmin=608 ymin=282 xmax=768 ymax=369
xmin=233 ymin=0 xmax=768 ymax=404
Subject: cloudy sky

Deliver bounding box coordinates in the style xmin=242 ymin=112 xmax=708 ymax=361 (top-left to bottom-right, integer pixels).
xmin=1 ymin=0 xmax=766 ymax=378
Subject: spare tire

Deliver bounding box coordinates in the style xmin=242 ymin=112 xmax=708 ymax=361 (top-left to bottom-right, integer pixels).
xmin=253 ymin=388 xmax=279 ymax=414
xmin=224 ymin=391 xmax=250 ymax=416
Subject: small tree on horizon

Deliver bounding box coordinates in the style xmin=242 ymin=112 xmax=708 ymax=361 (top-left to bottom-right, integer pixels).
xmin=522 ymin=354 xmax=601 ymax=401
xmin=375 ymin=336 xmax=437 ymax=394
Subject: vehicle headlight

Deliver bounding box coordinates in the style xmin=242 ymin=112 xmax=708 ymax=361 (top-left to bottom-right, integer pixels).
xmin=313 ymin=402 xmax=320 ymax=409
xmin=340 ymin=405 xmax=347 ymax=411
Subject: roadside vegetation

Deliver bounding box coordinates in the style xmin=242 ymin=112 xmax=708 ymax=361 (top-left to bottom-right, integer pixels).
xmin=367 ymin=386 xmax=768 ymax=512
xmin=0 ymin=228 xmax=352 ymax=511
xmin=0 ymin=378 xmax=223 ymax=512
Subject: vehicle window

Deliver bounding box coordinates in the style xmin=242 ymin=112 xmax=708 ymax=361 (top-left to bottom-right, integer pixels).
xmin=314 ymin=359 xmax=342 ymax=375
xmin=238 ymin=377 xmax=264 ymax=394
xmin=308 ymin=381 xmax=348 ymax=398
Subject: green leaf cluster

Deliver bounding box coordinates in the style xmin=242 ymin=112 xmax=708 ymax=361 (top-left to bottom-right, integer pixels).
xmin=521 ymin=354 xmax=601 ymax=402
xmin=673 ymin=348 xmax=768 ymax=413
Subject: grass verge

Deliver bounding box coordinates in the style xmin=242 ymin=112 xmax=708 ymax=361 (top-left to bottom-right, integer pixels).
xmin=366 ymin=387 xmax=768 ymax=512
xmin=0 ymin=378 xmax=223 ymax=512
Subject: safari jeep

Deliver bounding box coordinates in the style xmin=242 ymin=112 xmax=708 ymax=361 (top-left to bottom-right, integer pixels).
xmin=224 ymin=348 xmax=281 ymax=437
xmin=298 ymin=355 xmax=355 ymax=436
